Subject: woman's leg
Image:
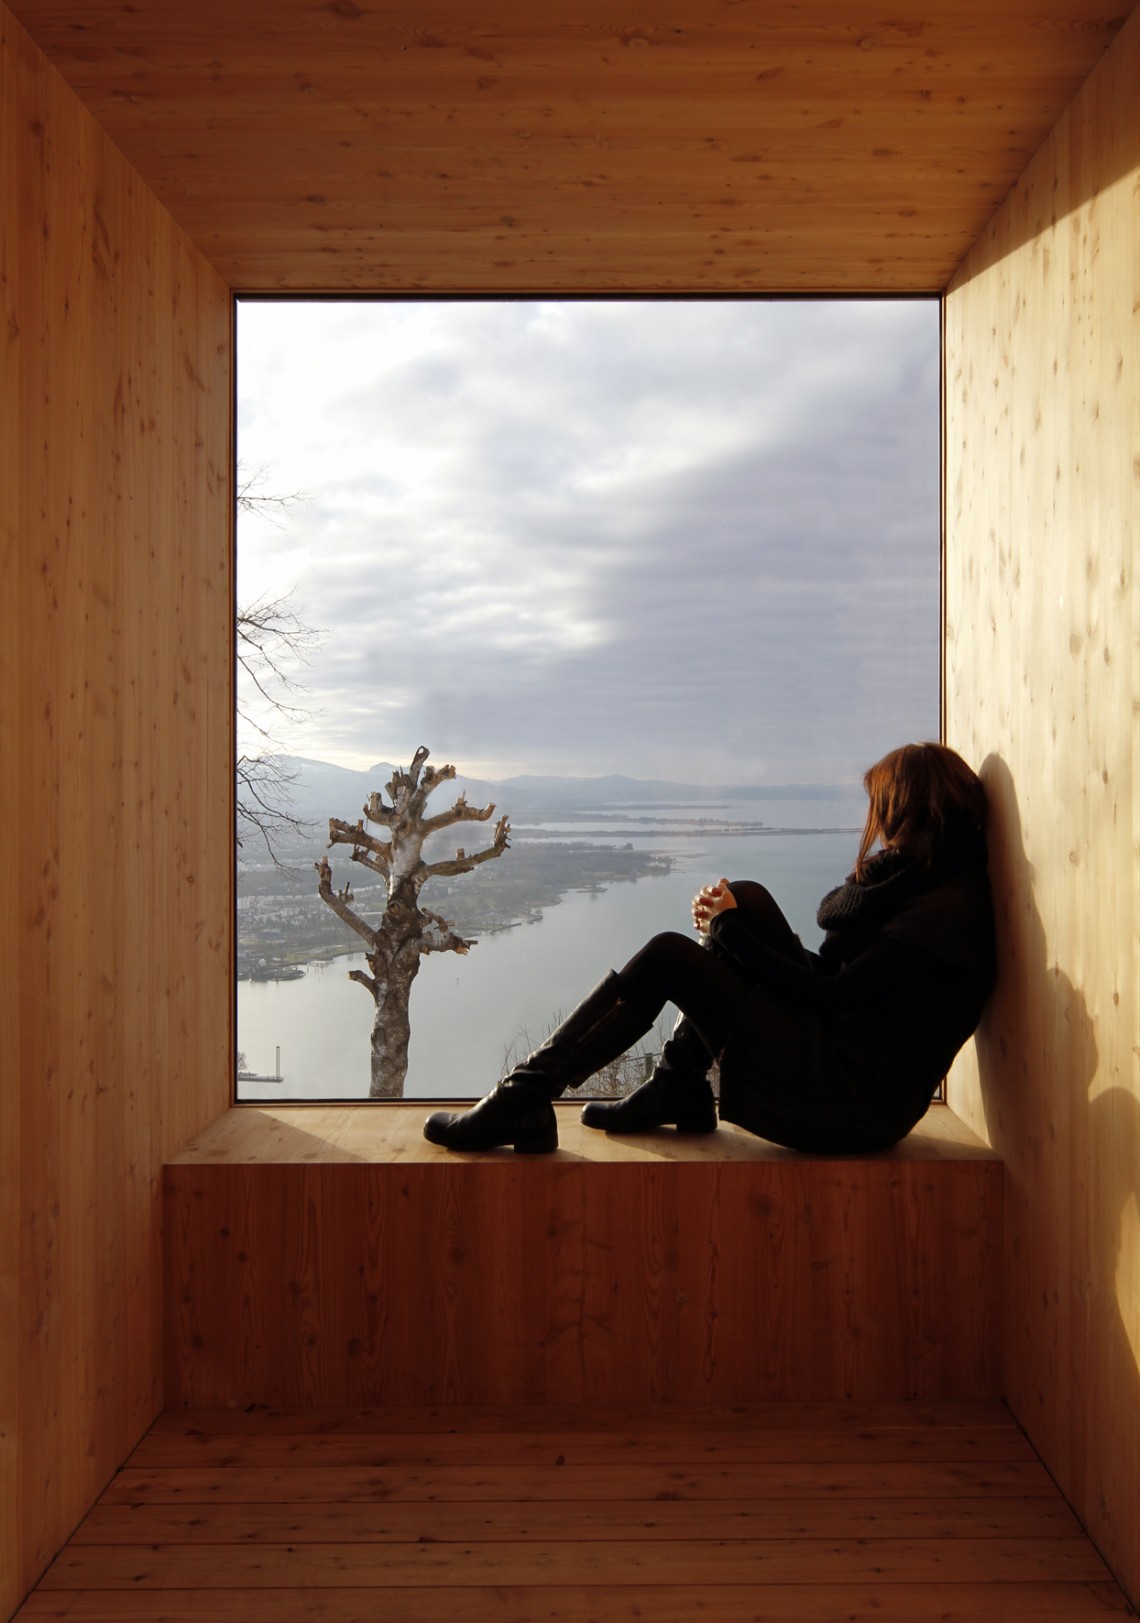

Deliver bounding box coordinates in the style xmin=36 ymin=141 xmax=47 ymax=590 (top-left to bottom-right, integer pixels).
xmin=424 ymin=967 xmax=659 ymax=1153
xmin=650 ymin=883 xmax=806 ymax=1072
xmin=578 ymin=932 xmax=746 ymax=1135
xmin=424 ymin=885 xmax=802 ymax=1152
xmin=579 ymin=886 xmax=806 ymax=1138
xmin=616 ymin=880 xmax=804 ymax=1055
xmin=617 ymin=930 xmax=752 ymax=1058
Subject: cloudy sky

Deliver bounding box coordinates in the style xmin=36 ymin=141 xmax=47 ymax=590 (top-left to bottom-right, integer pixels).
xmin=237 ymin=298 xmax=940 ymax=786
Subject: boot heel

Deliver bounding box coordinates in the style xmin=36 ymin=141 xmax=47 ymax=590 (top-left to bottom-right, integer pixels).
xmin=512 ymin=1120 xmax=559 ymax=1154
xmin=673 ymin=1110 xmax=717 ymax=1134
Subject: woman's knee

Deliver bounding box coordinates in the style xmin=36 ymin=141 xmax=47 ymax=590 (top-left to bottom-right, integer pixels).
xmin=624 ymin=931 xmax=701 ymax=977
xmin=727 ymin=880 xmax=789 ymax=924
xmin=727 ymin=879 xmax=776 ymax=909
xmin=725 ymin=880 xmax=800 ymax=952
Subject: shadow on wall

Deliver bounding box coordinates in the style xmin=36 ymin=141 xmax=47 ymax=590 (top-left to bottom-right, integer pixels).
xmin=974 ymin=754 xmax=1098 ymax=1148
xmin=976 ymin=754 xmax=1139 ymax=1592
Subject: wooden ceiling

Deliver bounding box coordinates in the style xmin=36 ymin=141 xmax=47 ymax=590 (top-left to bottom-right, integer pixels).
xmin=10 ymin=0 xmax=1131 ymax=292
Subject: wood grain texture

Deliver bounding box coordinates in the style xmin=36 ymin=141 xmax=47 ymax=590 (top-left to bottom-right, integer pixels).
xmin=99 ymin=1457 xmax=1062 ymax=1503
xmin=4 ymin=0 xmax=1129 ymax=294
xmin=35 ymin=1539 xmax=1117 ymax=1587
xmin=14 ymin=1403 xmax=1132 ymax=1620
xmin=163 ymin=1124 xmax=1003 ymax=1406
xmin=14 ymin=1588 xmax=1135 ymax=1622
xmin=79 ymin=1496 xmax=1085 ymax=1540
xmin=0 ymin=5 xmax=233 ymax=1616
xmin=944 ymin=4 xmax=1140 ymax=1608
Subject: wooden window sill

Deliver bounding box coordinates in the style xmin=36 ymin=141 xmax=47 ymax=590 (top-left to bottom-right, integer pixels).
xmin=171 ymin=1099 xmax=998 ymax=1166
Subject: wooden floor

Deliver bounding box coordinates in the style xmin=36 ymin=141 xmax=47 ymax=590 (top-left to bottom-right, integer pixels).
xmin=16 ymin=1403 xmax=1134 ymax=1621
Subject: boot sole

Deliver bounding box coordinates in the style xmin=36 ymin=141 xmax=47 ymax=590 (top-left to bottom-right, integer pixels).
xmin=579 ymin=1107 xmax=717 ymax=1135
xmin=423 ymin=1118 xmax=559 ymax=1154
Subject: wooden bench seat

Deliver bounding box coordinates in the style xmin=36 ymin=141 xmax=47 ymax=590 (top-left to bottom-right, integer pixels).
xmin=164 ymin=1104 xmax=1002 ymax=1409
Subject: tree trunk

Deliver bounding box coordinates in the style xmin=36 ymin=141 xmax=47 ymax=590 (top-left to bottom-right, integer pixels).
xmin=367 ymin=948 xmax=420 ymax=1099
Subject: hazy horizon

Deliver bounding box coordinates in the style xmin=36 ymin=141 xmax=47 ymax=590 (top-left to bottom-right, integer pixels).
xmin=273 ymin=749 xmax=870 ymax=790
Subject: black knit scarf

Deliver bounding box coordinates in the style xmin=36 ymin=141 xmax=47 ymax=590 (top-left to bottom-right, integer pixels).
xmin=815 ymin=828 xmax=986 ymax=960
xmin=815 ymin=847 xmax=935 ymax=961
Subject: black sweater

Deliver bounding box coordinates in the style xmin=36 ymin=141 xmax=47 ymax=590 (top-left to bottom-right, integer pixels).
xmin=710 ymin=832 xmax=995 ymax=1149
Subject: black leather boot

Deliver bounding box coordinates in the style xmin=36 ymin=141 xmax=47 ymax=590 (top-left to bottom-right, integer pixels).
xmin=580 ymin=1013 xmax=717 ymax=1134
xmin=423 ymin=971 xmax=657 ymax=1153
xmin=422 ymin=1078 xmax=558 ymax=1154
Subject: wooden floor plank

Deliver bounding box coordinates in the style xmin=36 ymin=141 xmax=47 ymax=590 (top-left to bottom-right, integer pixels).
xmin=149 ymin=1399 xmax=1016 ymax=1435
xmin=16 ymin=1581 xmax=1135 ymax=1621
xmin=73 ymin=1495 xmax=1086 ymax=1543
xmin=126 ymin=1426 xmax=1038 ymax=1470
xmin=38 ymin=1536 xmax=1117 ymax=1588
xmin=100 ymin=1457 xmax=1062 ymax=1504
xmin=17 ymin=1403 xmax=1133 ymax=1622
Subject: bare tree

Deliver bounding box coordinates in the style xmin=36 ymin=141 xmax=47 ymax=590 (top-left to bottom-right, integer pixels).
xmin=236 ymin=588 xmax=321 ymax=861
xmin=315 ymin=747 xmax=511 ymax=1098
xmin=237 ymin=467 xmax=307 ymax=527
xmin=236 ymin=469 xmax=321 ymax=864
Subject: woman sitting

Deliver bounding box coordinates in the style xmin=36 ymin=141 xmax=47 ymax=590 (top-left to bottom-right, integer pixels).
xmin=424 ymin=741 xmax=995 ymax=1156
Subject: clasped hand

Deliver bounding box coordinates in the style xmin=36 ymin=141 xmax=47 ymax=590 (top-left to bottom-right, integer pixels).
xmin=692 ymin=877 xmax=737 ymax=935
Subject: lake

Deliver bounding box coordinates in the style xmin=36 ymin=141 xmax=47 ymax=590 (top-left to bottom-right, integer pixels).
xmin=237 ymin=799 xmax=863 ymax=1101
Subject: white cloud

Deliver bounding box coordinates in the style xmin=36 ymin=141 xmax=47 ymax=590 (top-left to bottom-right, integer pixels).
xmin=237 ymin=298 xmax=940 ymax=781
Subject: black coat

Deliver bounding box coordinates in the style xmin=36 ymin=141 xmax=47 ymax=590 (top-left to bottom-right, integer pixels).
xmin=711 ymin=835 xmax=995 ymax=1152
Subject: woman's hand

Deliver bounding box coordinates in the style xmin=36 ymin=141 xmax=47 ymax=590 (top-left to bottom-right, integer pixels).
xmin=692 ymin=878 xmax=737 ymax=935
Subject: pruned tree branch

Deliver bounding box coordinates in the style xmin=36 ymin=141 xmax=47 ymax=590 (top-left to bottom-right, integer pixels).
xmin=327 ymin=817 xmax=391 ymax=873
xmin=422 ymin=814 xmax=512 ymax=880
xmin=419 ymin=907 xmax=474 ymax=956
xmin=421 ymin=792 xmax=499 ymax=836
xmin=314 ymin=854 xmax=375 ymax=945
xmin=364 ymin=792 xmax=397 ymax=829
xmin=383 ymin=746 xmax=433 ymax=810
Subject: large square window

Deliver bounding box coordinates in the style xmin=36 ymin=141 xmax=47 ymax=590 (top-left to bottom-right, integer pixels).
xmin=235 ymin=298 xmax=940 ymax=1102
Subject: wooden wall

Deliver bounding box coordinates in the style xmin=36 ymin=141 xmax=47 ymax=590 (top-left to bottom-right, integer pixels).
xmin=0 ymin=5 xmax=233 ymax=1615
xmin=169 ymin=1155 xmax=998 ymax=1407
xmin=944 ymin=6 xmax=1140 ymax=1605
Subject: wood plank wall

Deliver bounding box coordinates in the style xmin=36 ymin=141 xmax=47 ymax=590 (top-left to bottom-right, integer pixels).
xmin=0 ymin=5 xmax=233 ymax=1615
xmin=943 ymin=7 xmax=1140 ymax=1607
xmin=163 ymin=1146 xmax=1003 ymax=1408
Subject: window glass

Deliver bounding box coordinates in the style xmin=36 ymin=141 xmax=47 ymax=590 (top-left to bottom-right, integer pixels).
xmin=236 ymin=299 xmax=940 ymax=1101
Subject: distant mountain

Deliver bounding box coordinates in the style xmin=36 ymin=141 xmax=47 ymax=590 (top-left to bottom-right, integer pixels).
xmin=267 ymin=755 xmax=861 ymax=835
xmin=499 ymin=773 xmax=861 ymax=807
xmin=277 ymin=757 xmax=501 ymax=831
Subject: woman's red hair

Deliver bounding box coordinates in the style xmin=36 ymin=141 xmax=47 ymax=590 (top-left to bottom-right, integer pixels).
xmin=855 ymin=742 xmax=986 ymax=879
